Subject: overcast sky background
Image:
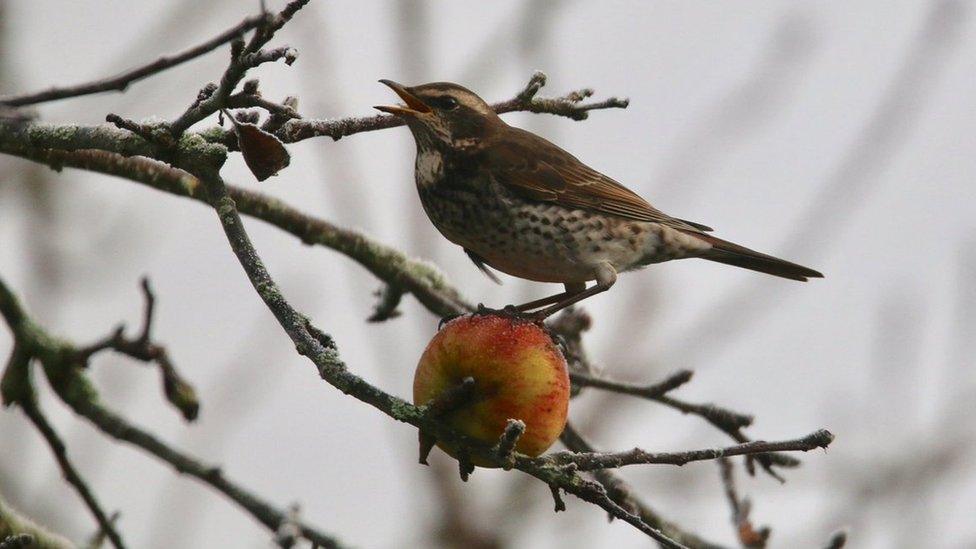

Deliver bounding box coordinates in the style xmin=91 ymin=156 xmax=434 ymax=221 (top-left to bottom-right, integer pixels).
xmin=1 ymin=1 xmax=975 ymax=548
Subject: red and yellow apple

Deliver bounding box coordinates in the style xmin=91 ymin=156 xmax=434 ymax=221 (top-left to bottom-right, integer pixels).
xmin=413 ymin=313 xmax=570 ymax=465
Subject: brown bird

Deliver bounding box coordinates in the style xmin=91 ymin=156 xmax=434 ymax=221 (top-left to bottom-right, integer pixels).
xmin=376 ymin=80 xmax=822 ymax=319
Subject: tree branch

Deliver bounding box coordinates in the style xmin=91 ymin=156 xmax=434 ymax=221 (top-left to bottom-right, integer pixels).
xmin=0 ymin=14 xmax=265 ymax=107
xmin=568 ymin=359 xmax=800 ymax=479
xmin=571 ymin=369 xmax=694 ymax=399
xmin=559 ymin=423 xmax=727 ymax=549
xmin=0 ymin=275 xmax=344 ymax=549
xmin=547 ymin=430 xmax=833 ymax=471
xmin=168 ymin=0 xmax=310 ymax=137
xmin=74 ymin=278 xmax=199 ymax=421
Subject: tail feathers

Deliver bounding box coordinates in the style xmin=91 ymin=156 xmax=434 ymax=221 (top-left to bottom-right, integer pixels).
xmin=691 ymin=233 xmax=824 ymax=282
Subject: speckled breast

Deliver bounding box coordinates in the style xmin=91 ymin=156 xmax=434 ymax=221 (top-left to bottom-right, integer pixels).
xmin=416 ymin=173 xmax=662 ymax=284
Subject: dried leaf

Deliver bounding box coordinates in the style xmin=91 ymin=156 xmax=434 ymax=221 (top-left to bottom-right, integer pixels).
xmin=225 ymin=111 xmax=290 ymax=181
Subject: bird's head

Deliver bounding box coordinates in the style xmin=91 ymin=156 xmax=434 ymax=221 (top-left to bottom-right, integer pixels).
xmin=375 ymin=80 xmax=501 ymax=150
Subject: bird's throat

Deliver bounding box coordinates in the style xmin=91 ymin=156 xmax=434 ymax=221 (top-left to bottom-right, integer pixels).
xmin=415 ymin=149 xmax=445 ymax=188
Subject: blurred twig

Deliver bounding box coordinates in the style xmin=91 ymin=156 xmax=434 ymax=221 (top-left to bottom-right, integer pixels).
xmin=74 ymin=278 xmax=199 ymax=421
xmin=548 ymin=430 xmax=832 ymax=471
xmin=19 ymin=400 xmax=125 ymax=549
xmin=718 ymin=458 xmax=769 ymax=548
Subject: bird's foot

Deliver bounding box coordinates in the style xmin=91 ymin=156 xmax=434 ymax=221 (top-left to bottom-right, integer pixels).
xmin=479 ymin=303 xmax=549 ymax=324
xmin=438 ymin=304 xmax=516 ymax=328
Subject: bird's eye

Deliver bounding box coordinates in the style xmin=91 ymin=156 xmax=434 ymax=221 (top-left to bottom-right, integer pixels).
xmin=432 ymin=96 xmax=459 ymax=110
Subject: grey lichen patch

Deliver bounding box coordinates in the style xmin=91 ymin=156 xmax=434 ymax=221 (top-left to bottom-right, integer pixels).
xmin=356 ymin=238 xmax=451 ymax=291
xmin=399 ymin=256 xmax=451 ymax=290
xmin=177 ymin=132 xmax=228 ymax=170
xmin=389 ymin=398 xmax=424 ymax=423
xmin=27 ymin=123 xmax=78 ymax=148
xmin=255 ymin=279 xmax=280 ymax=304
xmin=178 ymin=132 xmax=226 ymax=159
xmin=195 ymin=126 xmax=233 ymax=144
xmin=49 ymin=124 xmax=80 ymax=143
xmin=313 ymin=348 xmax=343 ymax=369
xmin=216 ymin=197 xmax=238 ymax=220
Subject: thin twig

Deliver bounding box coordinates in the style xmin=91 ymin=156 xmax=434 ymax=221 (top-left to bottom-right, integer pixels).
xmin=20 ymin=400 xmax=126 ymax=549
xmin=169 ymin=0 xmax=311 ymax=136
xmin=421 ymin=377 xmax=478 ymax=417
xmin=547 ymin=430 xmax=833 ymax=471
xmin=108 ymin=278 xmax=198 ymax=420
xmin=0 ymin=15 xmax=264 ymax=107
xmin=69 ymin=277 xmax=199 ymax=421
xmin=566 ymin=347 xmax=799 ymax=479
xmin=563 ymin=339 xmax=800 ymax=480
xmin=86 ymin=511 xmax=122 ymax=549
xmin=718 ymin=458 xmax=770 ymax=548
xmin=367 ymin=284 xmax=404 ymax=322
xmin=571 ymin=370 xmax=694 ymax=399
xmin=560 ymin=423 xmax=728 ymax=549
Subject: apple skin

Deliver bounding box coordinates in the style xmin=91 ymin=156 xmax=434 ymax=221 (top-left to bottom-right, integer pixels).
xmin=413 ymin=313 xmax=570 ymax=465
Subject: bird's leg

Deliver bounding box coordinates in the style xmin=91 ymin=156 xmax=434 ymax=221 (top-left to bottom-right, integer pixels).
xmin=514 ymin=282 xmax=587 ymax=312
xmin=526 ymin=263 xmax=617 ymax=321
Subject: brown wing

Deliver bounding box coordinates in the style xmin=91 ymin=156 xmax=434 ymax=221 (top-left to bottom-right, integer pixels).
xmin=486 ymin=127 xmax=711 ymax=233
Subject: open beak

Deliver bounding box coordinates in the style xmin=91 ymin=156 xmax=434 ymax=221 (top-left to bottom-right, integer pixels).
xmin=374 ymin=79 xmax=431 ymax=117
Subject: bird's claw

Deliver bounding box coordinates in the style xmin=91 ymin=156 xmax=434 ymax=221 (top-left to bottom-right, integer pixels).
xmin=439 ymin=303 xmax=550 ymax=329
